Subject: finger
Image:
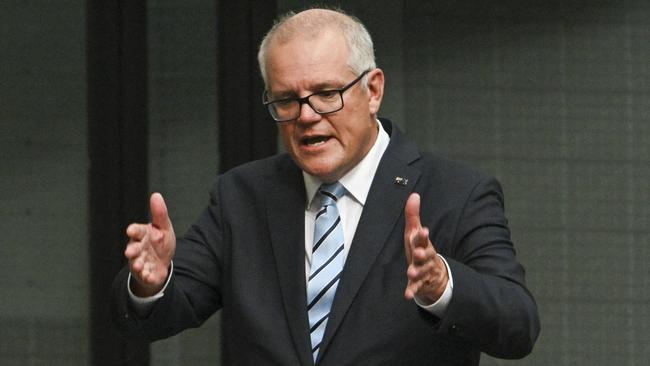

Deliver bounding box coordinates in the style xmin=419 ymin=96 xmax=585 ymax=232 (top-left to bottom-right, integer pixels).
xmin=404 ymin=193 xmax=422 ymax=262
xmin=404 ymin=193 xmax=422 ymax=234
xmin=412 ymin=226 xmax=430 ymax=249
xmin=411 ymin=246 xmax=430 ymax=265
xmin=134 ymin=257 xmax=169 ymax=287
xmin=140 ymin=263 xmax=151 ymax=282
xmin=130 ymin=256 xmax=145 ymax=272
xmin=124 ymin=240 xmax=143 ymax=259
xmin=150 ymin=192 xmax=173 ymax=231
xmin=412 ymin=241 xmax=438 ymax=264
xmin=405 ymin=269 xmax=435 ymax=301
xmin=407 ymin=259 xmax=436 ymax=282
xmin=126 ymin=223 xmax=148 ymax=240
xmin=131 ymin=257 xmax=152 ymax=282
xmin=148 ymin=225 xmax=163 ymax=243
xmin=404 ymin=281 xmax=422 ymax=300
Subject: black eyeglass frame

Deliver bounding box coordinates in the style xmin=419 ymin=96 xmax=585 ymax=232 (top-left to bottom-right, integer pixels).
xmin=262 ymin=69 xmax=371 ymax=122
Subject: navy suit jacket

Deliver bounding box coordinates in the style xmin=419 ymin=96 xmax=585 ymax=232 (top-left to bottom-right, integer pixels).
xmin=112 ymin=119 xmax=540 ymax=365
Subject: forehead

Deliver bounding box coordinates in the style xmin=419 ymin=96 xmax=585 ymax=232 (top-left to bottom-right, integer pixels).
xmin=265 ymin=30 xmax=351 ymax=92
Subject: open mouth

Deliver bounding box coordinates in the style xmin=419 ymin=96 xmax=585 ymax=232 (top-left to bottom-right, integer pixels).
xmin=302 ymin=135 xmax=330 ymax=147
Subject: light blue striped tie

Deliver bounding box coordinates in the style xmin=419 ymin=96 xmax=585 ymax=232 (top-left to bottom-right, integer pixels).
xmin=307 ymin=182 xmax=346 ymax=363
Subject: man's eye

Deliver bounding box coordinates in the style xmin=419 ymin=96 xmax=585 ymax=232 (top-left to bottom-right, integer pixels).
xmin=317 ymin=90 xmax=338 ymax=99
xmin=274 ymin=99 xmax=295 ymax=109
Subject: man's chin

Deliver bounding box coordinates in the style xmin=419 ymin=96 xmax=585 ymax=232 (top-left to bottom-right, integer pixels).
xmin=300 ymin=163 xmax=340 ymax=183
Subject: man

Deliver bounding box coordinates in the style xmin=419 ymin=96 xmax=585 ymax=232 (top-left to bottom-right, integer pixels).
xmin=112 ymin=8 xmax=540 ymax=365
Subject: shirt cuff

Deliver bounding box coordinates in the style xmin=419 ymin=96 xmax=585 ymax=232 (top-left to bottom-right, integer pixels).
xmin=127 ymin=261 xmax=173 ymax=311
xmin=414 ymin=254 xmax=454 ymax=318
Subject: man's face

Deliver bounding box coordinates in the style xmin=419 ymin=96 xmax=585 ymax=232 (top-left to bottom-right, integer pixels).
xmin=265 ymin=30 xmax=383 ymax=182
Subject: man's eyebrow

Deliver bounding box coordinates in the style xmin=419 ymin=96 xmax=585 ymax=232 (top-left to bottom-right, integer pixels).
xmin=270 ymin=79 xmax=346 ymax=99
xmin=268 ymin=90 xmax=296 ymax=99
xmin=311 ymin=79 xmax=344 ymax=91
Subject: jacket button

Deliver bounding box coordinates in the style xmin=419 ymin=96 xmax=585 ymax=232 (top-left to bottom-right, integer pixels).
xmin=449 ymin=324 xmax=463 ymax=336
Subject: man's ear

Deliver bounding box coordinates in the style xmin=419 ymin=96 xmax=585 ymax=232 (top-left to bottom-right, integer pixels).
xmin=366 ymin=68 xmax=385 ymax=115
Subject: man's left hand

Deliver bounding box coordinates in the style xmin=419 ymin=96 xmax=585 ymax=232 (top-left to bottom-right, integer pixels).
xmin=403 ymin=193 xmax=449 ymax=305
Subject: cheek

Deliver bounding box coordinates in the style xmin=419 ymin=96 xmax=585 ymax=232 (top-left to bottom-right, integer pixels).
xmin=278 ymin=125 xmax=295 ymax=147
xmin=342 ymin=124 xmax=370 ymax=149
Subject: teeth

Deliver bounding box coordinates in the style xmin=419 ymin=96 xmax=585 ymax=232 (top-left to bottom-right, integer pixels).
xmin=304 ymin=136 xmax=328 ymax=146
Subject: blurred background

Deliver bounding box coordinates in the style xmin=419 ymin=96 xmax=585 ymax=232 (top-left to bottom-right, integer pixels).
xmin=1 ymin=0 xmax=648 ymax=365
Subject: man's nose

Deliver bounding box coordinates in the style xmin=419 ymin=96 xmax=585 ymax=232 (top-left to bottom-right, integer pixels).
xmin=297 ymin=101 xmax=321 ymax=124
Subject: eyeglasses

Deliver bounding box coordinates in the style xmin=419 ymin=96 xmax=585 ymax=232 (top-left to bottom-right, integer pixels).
xmin=262 ymin=69 xmax=370 ymax=122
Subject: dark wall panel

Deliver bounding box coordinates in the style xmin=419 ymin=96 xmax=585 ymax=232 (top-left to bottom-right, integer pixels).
xmin=146 ymin=0 xmax=221 ymax=364
xmin=87 ymin=1 xmax=149 ymax=365
xmin=400 ymin=1 xmax=650 ymax=364
xmin=217 ymin=0 xmax=278 ymax=172
xmin=2 ymin=1 xmax=648 ymax=365
xmin=1 ymin=1 xmax=89 ymax=364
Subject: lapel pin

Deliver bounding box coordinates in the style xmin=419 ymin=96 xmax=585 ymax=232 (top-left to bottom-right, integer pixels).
xmin=394 ymin=177 xmax=408 ymax=186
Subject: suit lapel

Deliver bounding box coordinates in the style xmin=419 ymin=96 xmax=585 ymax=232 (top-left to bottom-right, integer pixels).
xmin=318 ymin=123 xmax=422 ymax=360
xmin=265 ymin=158 xmax=313 ymax=366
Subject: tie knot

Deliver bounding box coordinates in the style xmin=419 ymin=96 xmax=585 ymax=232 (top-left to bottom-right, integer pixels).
xmin=319 ymin=181 xmax=345 ymax=206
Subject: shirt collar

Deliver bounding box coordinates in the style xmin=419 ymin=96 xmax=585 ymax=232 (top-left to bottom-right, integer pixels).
xmin=304 ymin=119 xmax=390 ymax=209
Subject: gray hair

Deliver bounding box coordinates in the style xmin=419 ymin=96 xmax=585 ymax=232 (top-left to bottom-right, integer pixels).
xmin=257 ymin=8 xmax=376 ymax=89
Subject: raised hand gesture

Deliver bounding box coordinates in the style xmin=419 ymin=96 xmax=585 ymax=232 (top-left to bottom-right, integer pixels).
xmin=403 ymin=193 xmax=448 ymax=305
xmin=124 ymin=193 xmax=176 ymax=297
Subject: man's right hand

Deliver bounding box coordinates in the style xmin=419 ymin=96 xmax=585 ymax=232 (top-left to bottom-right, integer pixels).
xmin=124 ymin=192 xmax=176 ymax=297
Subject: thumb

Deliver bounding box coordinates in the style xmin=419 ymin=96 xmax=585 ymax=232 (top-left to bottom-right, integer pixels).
xmin=404 ymin=193 xmax=422 ymax=233
xmin=150 ymin=192 xmax=172 ymax=230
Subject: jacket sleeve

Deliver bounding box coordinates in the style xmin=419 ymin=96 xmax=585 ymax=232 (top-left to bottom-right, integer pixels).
xmin=434 ymin=177 xmax=541 ymax=359
xmin=111 ymin=179 xmax=226 ymax=341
